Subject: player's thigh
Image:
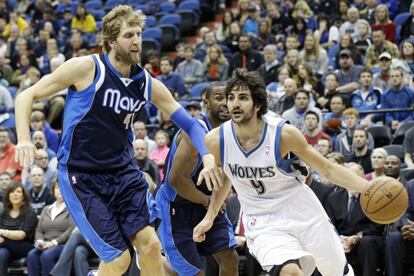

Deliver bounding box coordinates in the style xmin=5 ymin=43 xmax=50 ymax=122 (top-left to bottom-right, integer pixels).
xmin=58 ymin=168 xmax=128 ymax=263
xmin=299 ymin=219 xmax=347 ymax=276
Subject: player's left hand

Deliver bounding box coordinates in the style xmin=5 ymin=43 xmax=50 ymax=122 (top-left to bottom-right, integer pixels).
xmin=197 ymin=154 xmax=224 ymax=191
xmin=193 ymin=218 xmax=213 ymax=243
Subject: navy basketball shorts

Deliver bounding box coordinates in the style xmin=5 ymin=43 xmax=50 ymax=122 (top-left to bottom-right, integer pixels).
xmin=157 ymin=188 xmax=236 ymax=276
xmin=57 ymin=162 xmax=153 ymax=263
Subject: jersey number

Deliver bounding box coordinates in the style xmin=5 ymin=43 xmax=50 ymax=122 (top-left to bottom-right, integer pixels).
xmin=249 ymin=180 xmax=265 ymax=195
xmin=123 ymin=113 xmax=134 ymax=130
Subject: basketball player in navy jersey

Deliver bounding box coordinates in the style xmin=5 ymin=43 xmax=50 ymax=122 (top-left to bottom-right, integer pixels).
xmin=193 ymin=70 xmax=373 ymax=276
xmin=14 ymin=6 xmax=223 ymax=276
xmin=156 ymin=83 xmax=239 ymax=276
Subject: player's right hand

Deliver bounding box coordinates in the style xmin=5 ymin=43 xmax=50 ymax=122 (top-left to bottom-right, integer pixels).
xmin=193 ymin=219 xmax=213 ymax=243
xmin=15 ymin=141 xmax=36 ymax=167
xmin=198 ymin=154 xmax=224 ymax=191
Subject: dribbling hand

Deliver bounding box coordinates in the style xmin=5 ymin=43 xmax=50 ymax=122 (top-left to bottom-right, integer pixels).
xmin=197 ymin=154 xmax=224 ymax=191
xmin=193 ymin=218 xmax=213 ymax=243
xmin=15 ymin=141 xmax=36 ymax=167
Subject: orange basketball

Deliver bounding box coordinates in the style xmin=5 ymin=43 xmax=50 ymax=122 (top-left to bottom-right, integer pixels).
xmin=360 ymin=176 xmax=408 ymax=224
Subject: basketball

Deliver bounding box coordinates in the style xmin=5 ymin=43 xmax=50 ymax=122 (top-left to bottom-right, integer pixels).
xmin=360 ymin=176 xmax=408 ymax=224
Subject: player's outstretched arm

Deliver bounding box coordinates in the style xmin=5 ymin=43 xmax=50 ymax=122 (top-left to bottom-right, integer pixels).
xmin=151 ymin=78 xmax=223 ymax=190
xmin=169 ymin=133 xmax=210 ymax=207
xmin=15 ymin=56 xmax=95 ymax=167
xmin=281 ymin=124 xmax=370 ymax=193
xmin=193 ymin=128 xmax=230 ymax=242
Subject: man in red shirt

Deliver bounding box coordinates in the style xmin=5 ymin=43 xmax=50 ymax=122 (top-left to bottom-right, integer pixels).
xmin=303 ymin=110 xmax=331 ymax=147
xmin=0 ymin=127 xmax=22 ymax=181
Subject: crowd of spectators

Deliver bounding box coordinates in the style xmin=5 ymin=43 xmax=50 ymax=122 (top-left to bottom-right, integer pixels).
xmin=0 ymin=0 xmax=413 ymax=275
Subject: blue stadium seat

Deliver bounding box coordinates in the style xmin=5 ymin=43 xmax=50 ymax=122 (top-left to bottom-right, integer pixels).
xmin=104 ymin=0 xmax=122 ymax=11
xmin=90 ymin=9 xmax=105 ymax=20
xmin=382 ymin=144 xmax=404 ymax=162
xmin=394 ymin=12 xmax=411 ymax=26
xmin=126 ymin=0 xmax=147 ymax=5
xmin=190 ymin=82 xmax=210 ymax=99
xmin=159 ymin=14 xmax=181 ymax=27
xmin=177 ymin=0 xmax=200 ymax=12
xmin=142 ymin=27 xmax=162 ymax=42
xmin=85 ymin=0 xmax=103 ymax=11
xmin=159 ymin=2 xmax=176 ymax=13
xmin=146 ymin=16 xmax=157 ymax=27
xmin=7 ymin=86 xmax=17 ymax=99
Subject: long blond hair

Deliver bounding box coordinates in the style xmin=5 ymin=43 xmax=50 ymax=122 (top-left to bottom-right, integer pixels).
xmin=102 ymin=5 xmax=146 ymax=53
xmin=303 ymin=32 xmax=320 ymax=60
xmin=375 ymin=4 xmax=392 ymax=25
xmin=206 ymin=44 xmax=226 ymax=65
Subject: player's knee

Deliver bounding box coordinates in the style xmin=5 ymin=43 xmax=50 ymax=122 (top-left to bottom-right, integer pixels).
xmin=278 ymin=263 xmax=304 ymax=276
xmin=139 ymin=237 xmax=162 ymax=259
xmin=107 ymin=250 xmax=131 ymax=273
xmin=216 ymin=249 xmax=239 ymax=268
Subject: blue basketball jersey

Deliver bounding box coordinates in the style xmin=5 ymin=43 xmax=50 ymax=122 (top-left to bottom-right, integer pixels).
xmin=161 ymin=114 xmax=211 ymax=204
xmin=58 ymin=54 xmax=152 ymax=171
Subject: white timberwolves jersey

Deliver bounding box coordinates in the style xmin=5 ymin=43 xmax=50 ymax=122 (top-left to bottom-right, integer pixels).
xmin=220 ymin=116 xmax=309 ymax=215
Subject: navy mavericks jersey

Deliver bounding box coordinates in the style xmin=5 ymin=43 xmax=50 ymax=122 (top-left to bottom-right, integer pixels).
xmin=162 ymin=114 xmax=211 ymax=204
xmin=58 ymin=54 xmax=151 ymax=171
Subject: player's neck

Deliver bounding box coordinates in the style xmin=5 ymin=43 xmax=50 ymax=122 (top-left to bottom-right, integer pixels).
xmin=107 ymin=52 xmax=131 ymax=77
xmin=233 ymin=117 xmax=264 ymax=142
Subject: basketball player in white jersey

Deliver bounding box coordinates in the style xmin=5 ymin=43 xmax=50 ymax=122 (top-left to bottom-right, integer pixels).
xmin=193 ymin=69 xmax=372 ymax=276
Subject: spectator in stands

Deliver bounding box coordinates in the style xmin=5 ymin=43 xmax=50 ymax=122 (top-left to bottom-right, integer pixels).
xmin=172 ymin=43 xmax=185 ymax=70
xmin=157 ymin=110 xmax=178 ymax=145
xmin=257 ymin=44 xmax=279 ymax=85
xmin=334 ymin=49 xmax=363 ymax=96
xmin=297 ymin=63 xmax=324 ymax=101
xmin=63 ymin=31 xmax=87 ymax=60
xmin=0 ymin=183 xmax=38 ymax=276
xmin=323 ymin=94 xmax=346 ymax=140
xmin=30 ymin=111 xmax=59 ymax=154
xmin=272 ymin=77 xmax=297 ymax=115
xmin=333 ymin=0 xmax=350 ymax=23
xmin=0 ymin=83 xmax=13 ymax=114
xmin=365 ymin=29 xmax=399 ymax=68
xmin=282 ymin=89 xmax=323 ymax=131
xmin=351 ymin=68 xmax=381 ymax=126
xmin=0 ymin=53 xmax=13 ymax=85
xmin=257 ymin=19 xmax=277 ymax=51
xmin=289 ymin=17 xmax=307 ymax=48
xmin=185 ymin=101 xmax=202 ymax=117
xmin=195 ymin=30 xmax=218 ymax=62
xmin=285 ymin=49 xmax=301 ymax=79
xmin=372 ymin=52 xmax=393 ymax=93
xmin=144 ymin=50 xmax=161 ymax=78
xmin=10 ymin=53 xmax=37 ymax=87
xmin=339 ymin=6 xmax=364 ymax=43
xmin=285 ymin=34 xmax=300 ymax=53
xmin=346 ymin=128 xmax=373 ymax=173
xmin=355 ymin=19 xmax=372 ymax=57
xmin=175 ymin=45 xmax=204 ymax=91
xmin=242 ymin=4 xmax=260 ymax=36
xmin=27 ymin=180 xmax=75 ymax=276
xmin=361 ymin=0 xmax=377 ymax=24
xmin=203 ymin=44 xmax=229 ymax=82
xmin=300 ymin=32 xmax=329 ymax=76
xmin=18 ymin=69 xmax=42 ymax=111
xmin=150 ymin=129 xmax=170 ymax=181
xmin=371 ymin=4 xmax=396 ymax=43
xmin=392 ymin=40 xmax=414 ymax=85
xmin=384 ymin=155 xmax=406 ymax=184
xmin=133 ymin=139 xmax=159 ymax=186
xmin=32 ymin=131 xmax=57 ymax=169
xmin=401 ymin=2 xmax=414 ymax=40
xmin=381 ymin=68 xmax=414 ymax=130
xmin=385 ymin=179 xmax=414 ymax=276
xmin=0 ymin=127 xmax=21 ymax=181
xmin=317 ymin=73 xmax=339 ymax=111
xmin=303 ymin=110 xmax=331 ymax=147
xmin=223 ymin=22 xmax=241 ymax=54
xmin=28 ymin=166 xmax=55 ymax=216
xmin=265 ymin=1 xmax=293 ymax=36
xmin=365 ymin=148 xmax=388 ymax=180
xmin=33 ymin=29 xmax=50 ymax=59
xmin=216 ymin=11 xmax=233 ymax=42
xmin=234 ymin=0 xmax=250 ymax=26
xmin=228 ymin=34 xmax=264 ymax=77
xmin=0 ymin=171 xmax=11 ymax=202
xmin=316 ymin=136 xmax=333 ymax=157
xmin=335 ymin=34 xmax=364 ymax=69
xmin=71 ymin=3 xmax=97 ymax=33
xmin=157 ymin=56 xmax=186 ymax=99
xmin=266 ymin=65 xmax=292 ymax=109
xmin=326 ymin=162 xmax=384 ymax=276
xmin=24 ymin=148 xmax=56 ymax=190
xmin=9 ymin=37 xmax=37 ymax=71
xmin=46 ymin=57 xmax=66 ymax=128
xmin=132 ymin=121 xmax=156 ymax=155
xmin=2 ymin=11 xmax=29 ymax=39
xmin=314 ymin=13 xmax=339 ymax=50
xmin=49 ymin=228 xmax=97 ymax=276
xmin=404 ymin=127 xmax=414 ymax=169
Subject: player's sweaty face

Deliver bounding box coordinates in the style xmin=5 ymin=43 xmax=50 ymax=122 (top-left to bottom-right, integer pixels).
xmin=227 ymin=86 xmax=255 ymax=123
xmin=114 ymin=22 xmax=142 ymax=64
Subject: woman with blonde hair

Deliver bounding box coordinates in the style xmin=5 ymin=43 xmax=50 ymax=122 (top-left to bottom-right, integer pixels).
xmin=203 ymin=44 xmax=229 ymax=82
xmin=299 ymin=32 xmax=328 ymax=76
xmin=371 ymin=4 xmax=396 ymax=43
xmin=365 ymin=148 xmax=388 ymax=180
xmin=292 ymin=0 xmax=313 ymax=21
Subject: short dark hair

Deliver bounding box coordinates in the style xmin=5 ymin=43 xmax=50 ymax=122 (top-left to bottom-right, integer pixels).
xmin=295 ymin=89 xmax=310 ymax=99
xmin=354 ymin=127 xmax=368 ymax=138
xmin=160 ymin=56 xmax=172 ymax=65
xmin=359 ymin=68 xmax=373 ymax=78
xmin=225 ymin=69 xmax=268 ymax=117
xmin=4 ymin=183 xmax=30 ymax=213
xmin=304 ymin=110 xmax=319 ymax=122
xmin=203 ymin=81 xmax=226 ymax=100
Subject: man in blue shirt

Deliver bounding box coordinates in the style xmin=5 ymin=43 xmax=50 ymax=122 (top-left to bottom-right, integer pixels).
xmin=156 ymin=56 xmax=186 ymax=99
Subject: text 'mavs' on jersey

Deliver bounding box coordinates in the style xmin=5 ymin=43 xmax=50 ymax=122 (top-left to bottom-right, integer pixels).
xmin=58 ymin=54 xmax=151 ymax=171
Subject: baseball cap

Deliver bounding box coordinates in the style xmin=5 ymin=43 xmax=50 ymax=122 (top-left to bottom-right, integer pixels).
xmin=339 ymin=49 xmax=352 ymax=58
xmin=185 ymin=101 xmax=202 ymax=110
xmin=378 ymin=52 xmax=391 ymax=60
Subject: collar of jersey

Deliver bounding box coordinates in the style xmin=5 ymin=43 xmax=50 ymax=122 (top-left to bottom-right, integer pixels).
xmin=103 ymin=54 xmax=145 ymax=81
xmin=230 ymin=121 xmax=268 ymax=158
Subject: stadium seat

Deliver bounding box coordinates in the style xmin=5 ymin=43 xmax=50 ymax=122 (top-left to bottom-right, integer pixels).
xmin=367 ymin=125 xmax=392 ymax=148
xmin=159 ymin=13 xmax=181 ymax=27
xmin=395 ymin=12 xmax=411 ymax=42
xmin=90 ymin=9 xmax=105 ymax=20
xmin=84 ymin=0 xmax=103 ymax=11
xmin=126 ymin=0 xmax=147 ymax=5
xmin=177 ymin=0 xmax=200 ymax=12
xmin=104 ymin=0 xmax=121 ymax=11
xmin=401 ymin=168 xmax=414 ymax=182
xmin=141 ymin=39 xmax=160 ymax=62
xmin=190 ymin=82 xmax=210 ymax=99
xmin=159 ymin=14 xmax=181 ymax=51
xmin=159 ymin=2 xmax=176 ymax=13
xmin=142 ymin=27 xmax=162 ymax=42
xmin=382 ymin=144 xmax=404 ymax=161
xmin=391 ymin=122 xmax=414 ymax=145
xmin=145 ymin=16 xmax=157 ymax=27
